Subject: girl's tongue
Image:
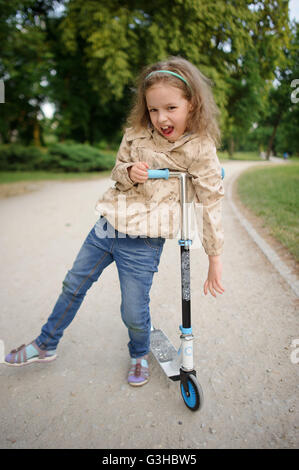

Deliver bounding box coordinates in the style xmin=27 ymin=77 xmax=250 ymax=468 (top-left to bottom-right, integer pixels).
xmin=161 ymin=126 xmax=174 ymax=136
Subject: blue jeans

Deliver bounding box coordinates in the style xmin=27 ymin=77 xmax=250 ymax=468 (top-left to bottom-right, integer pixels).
xmin=35 ymin=217 xmax=165 ymax=358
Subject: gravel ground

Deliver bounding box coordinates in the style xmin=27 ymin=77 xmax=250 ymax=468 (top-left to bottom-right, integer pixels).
xmin=0 ymin=160 xmax=298 ymax=449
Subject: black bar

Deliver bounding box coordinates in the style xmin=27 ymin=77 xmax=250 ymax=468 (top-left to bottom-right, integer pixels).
xmin=180 ymin=245 xmax=191 ymax=329
xmin=2 ymin=449 xmax=291 ymax=464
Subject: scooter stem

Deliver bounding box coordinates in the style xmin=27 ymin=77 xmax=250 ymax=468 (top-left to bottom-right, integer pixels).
xmin=168 ymin=172 xmax=193 ymax=331
xmin=148 ymin=169 xmax=194 ymax=372
xmin=168 ymin=172 xmax=194 ymax=370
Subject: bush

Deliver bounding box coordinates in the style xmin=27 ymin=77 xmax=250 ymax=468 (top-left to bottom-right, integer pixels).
xmin=40 ymin=143 xmax=116 ymax=172
xmin=0 ymin=143 xmax=116 ymax=172
xmin=0 ymin=144 xmax=45 ymax=171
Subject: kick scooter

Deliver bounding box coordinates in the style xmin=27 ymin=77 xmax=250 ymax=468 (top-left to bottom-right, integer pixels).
xmin=148 ymin=167 xmax=224 ymax=412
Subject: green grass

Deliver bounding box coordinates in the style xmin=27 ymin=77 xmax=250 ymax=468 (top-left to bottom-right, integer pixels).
xmin=237 ymin=163 xmax=299 ymax=262
xmin=0 ymin=170 xmax=111 ymax=184
xmin=218 ymin=151 xmax=260 ymax=161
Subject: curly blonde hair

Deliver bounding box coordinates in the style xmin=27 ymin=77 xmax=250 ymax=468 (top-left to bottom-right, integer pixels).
xmin=126 ymin=56 xmax=221 ymax=147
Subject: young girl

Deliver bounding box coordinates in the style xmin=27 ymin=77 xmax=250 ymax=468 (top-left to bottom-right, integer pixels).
xmin=5 ymin=57 xmax=225 ymax=387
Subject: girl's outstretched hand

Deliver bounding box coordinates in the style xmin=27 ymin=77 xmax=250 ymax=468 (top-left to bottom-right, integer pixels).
xmin=128 ymin=162 xmax=149 ymax=183
xmin=204 ymin=255 xmax=225 ymax=297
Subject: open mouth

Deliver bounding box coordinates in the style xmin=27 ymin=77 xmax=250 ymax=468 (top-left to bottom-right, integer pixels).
xmin=161 ymin=126 xmax=174 ymax=136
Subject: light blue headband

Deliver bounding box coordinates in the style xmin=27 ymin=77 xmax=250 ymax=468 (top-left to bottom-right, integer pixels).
xmin=145 ymin=70 xmax=190 ymax=88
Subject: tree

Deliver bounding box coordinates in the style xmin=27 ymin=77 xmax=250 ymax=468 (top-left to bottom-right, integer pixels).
xmin=256 ymin=21 xmax=299 ymax=158
xmin=44 ymin=0 xmax=294 ymax=149
xmin=0 ymin=0 xmax=64 ymax=145
xmin=223 ymin=48 xmax=266 ymax=155
xmin=222 ymin=0 xmax=290 ymax=156
xmin=0 ymin=0 xmax=294 ymax=149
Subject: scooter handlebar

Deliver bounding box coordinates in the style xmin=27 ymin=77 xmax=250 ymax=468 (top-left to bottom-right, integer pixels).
xmin=147 ymin=168 xmax=225 ymax=180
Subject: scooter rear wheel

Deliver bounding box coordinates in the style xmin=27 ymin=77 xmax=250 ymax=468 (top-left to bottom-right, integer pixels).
xmin=180 ymin=374 xmax=204 ymax=411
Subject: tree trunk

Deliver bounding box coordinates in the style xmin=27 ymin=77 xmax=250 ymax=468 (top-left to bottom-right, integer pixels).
xmin=33 ymin=117 xmax=41 ymax=146
xmin=266 ymin=119 xmax=280 ymax=160
xmin=89 ymin=106 xmax=95 ymax=145
xmin=228 ymin=136 xmax=234 ymax=158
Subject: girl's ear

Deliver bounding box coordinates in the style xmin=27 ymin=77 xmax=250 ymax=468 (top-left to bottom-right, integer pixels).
xmin=188 ymin=97 xmax=196 ymax=113
xmin=188 ymin=100 xmax=194 ymax=113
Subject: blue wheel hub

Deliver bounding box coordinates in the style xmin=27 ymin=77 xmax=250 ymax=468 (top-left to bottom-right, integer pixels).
xmin=181 ymin=379 xmax=197 ymax=408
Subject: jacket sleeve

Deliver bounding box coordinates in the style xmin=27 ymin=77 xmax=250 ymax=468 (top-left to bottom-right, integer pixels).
xmin=188 ymin=138 xmax=224 ymax=256
xmin=110 ymin=131 xmax=135 ymax=192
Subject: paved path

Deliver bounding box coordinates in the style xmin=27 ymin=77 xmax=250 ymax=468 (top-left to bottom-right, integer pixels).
xmin=0 ymin=161 xmax=298 ymax=449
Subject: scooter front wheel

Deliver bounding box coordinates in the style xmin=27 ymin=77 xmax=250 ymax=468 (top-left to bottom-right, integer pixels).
xmin=180 ymin=374 xmax=204 ymax=411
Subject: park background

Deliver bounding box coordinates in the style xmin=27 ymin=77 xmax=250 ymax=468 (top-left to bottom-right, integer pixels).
xmin=0 ymin=0 xmax=298 ymax=263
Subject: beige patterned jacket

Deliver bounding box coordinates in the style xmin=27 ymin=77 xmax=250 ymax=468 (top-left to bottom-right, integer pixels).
xmin=95 ymin=127 xmax=224 ymax=256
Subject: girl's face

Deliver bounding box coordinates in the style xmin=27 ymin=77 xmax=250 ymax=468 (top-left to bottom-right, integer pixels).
xmin=145 ymin=83 xmax=193 ymax=142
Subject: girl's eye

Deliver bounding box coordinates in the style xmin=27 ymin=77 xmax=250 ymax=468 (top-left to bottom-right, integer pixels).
xmin=148 ymin=107 xmax=176 ymax=112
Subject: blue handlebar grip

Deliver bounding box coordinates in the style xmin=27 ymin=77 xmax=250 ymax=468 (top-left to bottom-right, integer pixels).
xmin=147 ymin=169 xmax=170 ymax=180
xmin=148 ymin=167 xmax=224 ymax=180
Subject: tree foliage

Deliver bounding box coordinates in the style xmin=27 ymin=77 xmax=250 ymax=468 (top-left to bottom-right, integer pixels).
xmin=0 ymin=0 xmax=297 ymax=156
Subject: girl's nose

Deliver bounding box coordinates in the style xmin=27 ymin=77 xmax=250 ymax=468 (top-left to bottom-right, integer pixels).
xmin=157 ymin=112 xmax=168 ymax=124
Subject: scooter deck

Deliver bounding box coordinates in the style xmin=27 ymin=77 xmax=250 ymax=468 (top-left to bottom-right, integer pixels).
xmin=150 ymin=329 xmax=180 ymax=381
